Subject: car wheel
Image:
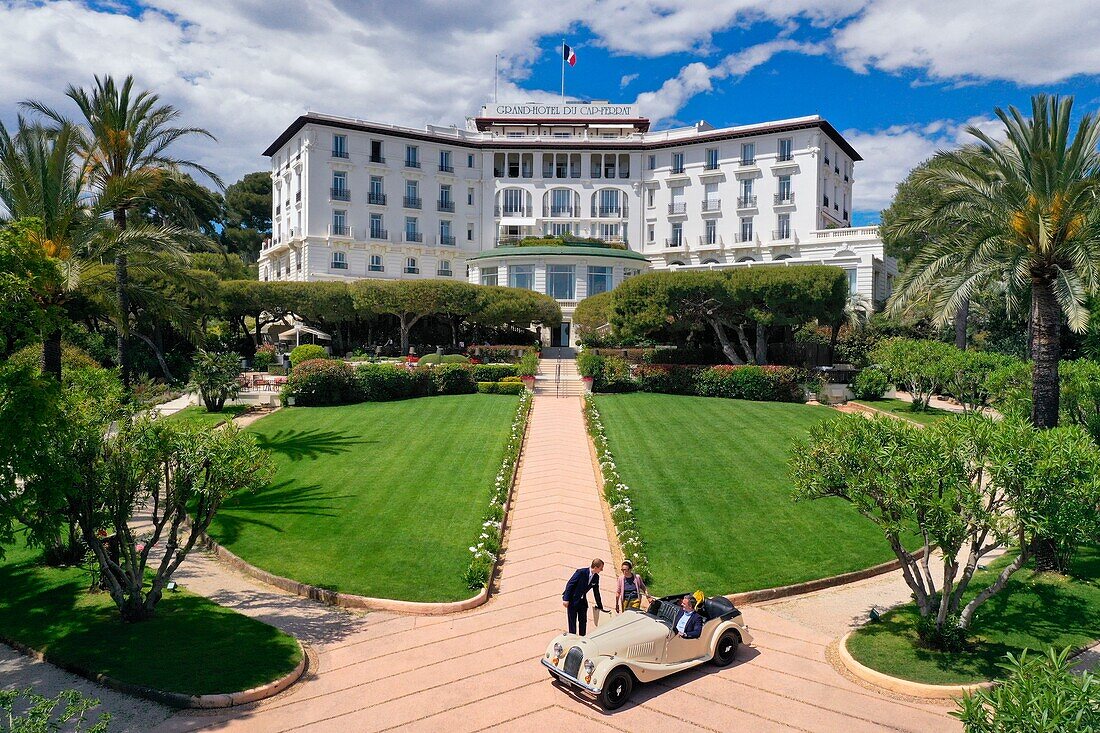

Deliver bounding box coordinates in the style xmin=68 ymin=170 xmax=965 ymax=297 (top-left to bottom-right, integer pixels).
xmin=598 ymin=668 xmax=634 ymax=711
xmin=712 ymin=629 xmax=741 ymax=667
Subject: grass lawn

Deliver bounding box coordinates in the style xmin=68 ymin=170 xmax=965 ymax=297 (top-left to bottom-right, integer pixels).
xmin=594 ymin=393 xmax=915 ymax=594
xmin=847 ymin=546 xmax=1100 ymax=684
xmin=852 ymin=398 xmax=956 ymax=426
xmin=0 ymin=538 xmax=301 ymax=696
xmin=162 ymin=404 xmax=249 ymax=430
xmin=207 ymin=394 xmax=519 ymax=602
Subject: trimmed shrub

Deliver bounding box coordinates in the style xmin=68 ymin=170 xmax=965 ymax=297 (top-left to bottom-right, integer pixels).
xmin=694 ymin=365 xmax=806 ymax=402
xmin=290 ymin=344 xmax=328 ymax=367
xmin=441 ymin=354 xmax=470 ymax=364
xmin=517 ymin=350 xmax=539 ymax=377
xmin=578 ymin=354 xmax=636 ymax=393
xmin=472 ymin=364 xmax=518 ymax=382
xmin=870 ymin=338 xmax=955 ymax=410
xmin=282 ymin=358 xmax=358 ymax=406
xmin=253 ymin=344 xmax=277 ymax=372
xmin=641 ymin=347 xmax=725 ymax=365
xmin=501 ymin=375 xmax=523 ymax=383
xmin=418 ymin=353 xmax=442 ymax=365
xmin=634 ymin=364 xmax=700 ymax=395
xmin=477 ymin=381 xmax=525 ymax=395
xmin=355 ymin=363 xmax=431 ymax=401
xmin=851 ymin=366 xmax=890 ymax=400
xmin=427 ymin=364 xmax=477 ymax=395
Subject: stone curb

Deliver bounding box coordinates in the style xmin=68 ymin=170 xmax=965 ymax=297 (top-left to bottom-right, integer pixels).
xmin=837 ymin=631 xmax=994 ymax=699
xmin=0 ymin=632 xmax=308 ymax=709
xmin=726 ymin=548 xmax=929 ymax=606
xmin=199 ymin=392 xmax=534 ymax=616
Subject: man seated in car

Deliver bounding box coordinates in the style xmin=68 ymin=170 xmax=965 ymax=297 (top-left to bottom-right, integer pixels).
xmin=673 ymin=594 xmax=704 ymax=639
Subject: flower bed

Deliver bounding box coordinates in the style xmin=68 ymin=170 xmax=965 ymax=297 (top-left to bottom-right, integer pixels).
xmin=464 ymin=390 xmax=533 ymax=589
xmin=583 ymin=394 xmax=650 ymax=581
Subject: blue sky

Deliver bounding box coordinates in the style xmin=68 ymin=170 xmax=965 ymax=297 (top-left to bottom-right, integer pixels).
xmin=4 ymin=1 xmax=1100 ymax=223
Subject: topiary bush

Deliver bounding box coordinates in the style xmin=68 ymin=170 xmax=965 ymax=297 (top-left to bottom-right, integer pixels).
xmin=289 ymin=344 xmax=328 ymax=367
xmin=282 ymin=359 xmax=358 ymax=406
xmin=427 ymin=364 xmax=477 ymax=395
xmin=477 ymin=381 xmax=525 ymax=395
xmin=472 ymin=364 xmax=518 ymax=382
xmin=418 ymin=353 xmax=442 ymax=365
xmin=354 ymin=363 xmax=431 ymax=401
xmin=441 ymin=354 xmax=470 ymax=364
xmin=851 ymin=366 xmax=890 ymax=400
xmin=253 ymin=344 xmax=277 ymax=372
xmin=694 ymin=365 xmax=806 ymax=402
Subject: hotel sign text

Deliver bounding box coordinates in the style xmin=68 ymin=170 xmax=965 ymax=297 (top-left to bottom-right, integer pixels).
xmin=487 ymin=103 xmax=638 ymax=118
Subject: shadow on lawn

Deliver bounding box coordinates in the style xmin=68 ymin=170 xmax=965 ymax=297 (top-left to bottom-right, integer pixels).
xmin=213 ymin=481 xmax=354 ymax=545
xmin=254 ymin=427 xmax=371 ymax=461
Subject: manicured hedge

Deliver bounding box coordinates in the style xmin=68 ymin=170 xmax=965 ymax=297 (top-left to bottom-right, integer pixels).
xmin=420 ymin=353 xmax=471 ymax=365
xmin=355 ymin=363 xmax=432 ymax=401
xmin=694 ymin=365 xmax=805 ymax=402
xmin=471 ymin=364 xmax=519 ymax=382
xmin=284 ymin=362 xmax=524 ymax=405
xmin=429 ymin=364 xmax=477 ymax=395
xmin=283 ymin=359 xmax=358 ymax=406
xmin=477 ymin=381 xmax=526 ymax=395
xmin=289 ymin=344 xmax=328 ymax=366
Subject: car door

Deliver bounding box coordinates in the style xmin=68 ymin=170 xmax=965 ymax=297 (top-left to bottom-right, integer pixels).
xmin=663 ymin=614 xmax=710 ymax=664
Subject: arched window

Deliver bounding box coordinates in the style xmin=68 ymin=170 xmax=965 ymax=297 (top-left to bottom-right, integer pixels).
xmin=736 ymin=256 xmax=756 ymax=263
xmin=774 ymin=254 xmax=792 ymax=261
xmin=701 ymin=258 xmax=719 ymax=265
xmin=404 ymin=257 xmax=419 ymax=274
xmin=834 ymin=249 xmax=857 ymax=258
xmin=544 ymin=188 xmax=578 ymax=217
xmin=437 ymin=259 xmax=452 ymax=276
xmin=669 ymin=260 xmax=686 ymax=267
xmin=497 ymin=188 xmax=531 ymax=217
xmin=331 ymin=251 xmax=348 ymax=270
xmin=368 ymin=254 xmax=384 ymax=272
xmin=591 ymin=188 xmax=625 ymax=218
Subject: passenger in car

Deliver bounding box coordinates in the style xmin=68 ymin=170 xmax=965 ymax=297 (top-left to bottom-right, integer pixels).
xmin=673 ymin=595 xmax=704 ymax=639
xmin=615 ymin=560 xmax=648 ymax=613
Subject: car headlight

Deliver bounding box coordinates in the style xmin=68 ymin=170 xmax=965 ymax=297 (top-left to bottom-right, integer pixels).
xmin=553 ymin=643 xmax=563 ymax=657
xmin=583 ymin=660 xmax=595 ymax=674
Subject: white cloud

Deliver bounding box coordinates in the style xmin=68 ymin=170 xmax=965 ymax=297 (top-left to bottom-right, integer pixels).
xmin=633 ymin=63 xmax=717 ymax=123
xmin=619 ymin=73 xmax=639 ymax=88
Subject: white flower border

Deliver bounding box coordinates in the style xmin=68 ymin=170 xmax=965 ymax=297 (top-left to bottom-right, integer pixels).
xmin=584 ymin=394 xmax=651 ymax=582
xmin=464 ymin=389 xmax=532 ymax=588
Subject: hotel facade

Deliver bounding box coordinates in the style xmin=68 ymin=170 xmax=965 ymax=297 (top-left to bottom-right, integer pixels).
xmin=261 ymin=102 xmax=896 ymax=346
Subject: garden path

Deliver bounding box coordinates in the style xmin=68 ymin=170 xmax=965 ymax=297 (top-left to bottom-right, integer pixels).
xmin=146 ymin=394 xmax=959 ymax=733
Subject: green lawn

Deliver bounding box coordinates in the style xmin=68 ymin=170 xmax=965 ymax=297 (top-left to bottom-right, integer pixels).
xmin=847 ymin=546 xmax=1100 ymax=684
xmin=594 ymin=393 xmax=913 ymax=594
xmin=0 ymin=538 xmax=301 ymax=696
xmin=852 ymin=398 xmax=956 ymax=426
xmin=207 ymin=394 xmax=519 ymax=602
xmin=162 ymin=404 xmax=249 ymax=430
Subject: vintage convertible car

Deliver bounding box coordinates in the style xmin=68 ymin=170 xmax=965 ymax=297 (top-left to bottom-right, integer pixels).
xmin=541 ymin=593 xmax=752 ymax=710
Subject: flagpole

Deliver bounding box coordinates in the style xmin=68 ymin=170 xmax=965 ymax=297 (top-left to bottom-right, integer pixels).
xmin=494 ymin=53 xmax=499 ymax=103
xmin=561 ymin=39 xmax=565 ymax=103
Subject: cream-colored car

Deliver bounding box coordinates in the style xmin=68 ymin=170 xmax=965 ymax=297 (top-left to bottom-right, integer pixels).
xmin=541 ymin=593 xmax=752 ymax=710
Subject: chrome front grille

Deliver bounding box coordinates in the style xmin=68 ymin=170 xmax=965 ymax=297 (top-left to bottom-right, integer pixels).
xmin=564 ymin=646 xmax=584 ymax=678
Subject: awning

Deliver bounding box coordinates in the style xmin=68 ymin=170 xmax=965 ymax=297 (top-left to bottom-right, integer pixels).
xmin=277 ymin=325 xmax=331 ymax=341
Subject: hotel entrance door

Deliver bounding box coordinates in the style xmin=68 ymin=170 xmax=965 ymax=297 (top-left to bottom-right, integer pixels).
xmin=550 ymin=321 xmax=571 ymax=348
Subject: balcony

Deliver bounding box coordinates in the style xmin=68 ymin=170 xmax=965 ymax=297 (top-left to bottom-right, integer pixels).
xmin=670 ymin=164 xmax=686 ymax=175
xmin=331 ymin=259 xmax=348 ymax=270
xmin=597 ymin=206 xmax=625 ymax=218
xmin=736 ymin=195 xmax=758 ymax=209
xmin=730 ymin=232 xmax=757 ymax=246
xmin=332 ymin=149 xmax=349 ymax=159
xmin=330 ymin=187 xmax=351 ymax=202
xmin=368 ymin=192 xmax=387 ymax=205
xmin=369 ymin=154 xmax=386 ymax=164
xmin=771 ymin=229 xmax=795 ymax=242
xmin=546 ymin=206 xmax=576 ymax=217
xmin=774 ymin=192 xmax=795 ymax=206
xmin=403 ymin=231 xmax=423 ymax=243
xmin=437 ymin=200 xmax=455 ymax=213
xmin=697 ymin=235 xmax=722 ymax=249
xmin=330 ymin=224 xmax=350 ymax=237
xmin=438 ymin=164 xmax=454 ymax=173
xmin=439 ymin=234 xmax=456 ymax=246
xmin=701 ymin=199 xmax=721 ymax=213
xmin=404 ymin=196 xmax=422 ymax=209
xmin=404 ymin=265 xmax=420 ymax=274
xmin=703 ymin=161 xmax=719 ymax=171
xmin=437 ymin=267 xmax=453 ymax=276
xmin=777 ymin=152 xmax=794 ymax=162
xmin=664 ymin=237 xmax=684 ymax=248
xmin=495 ymin=206 xmax=531 ymax=218
xmin=739 ymin=158 xmax=757 ymax=168
xmin=405 ymin=159 xmax=421 ymax=169
xmin=668 ymin=202 xmax=687 ymax=215
xmin=369 ymin=228 xmax=389 ymax=241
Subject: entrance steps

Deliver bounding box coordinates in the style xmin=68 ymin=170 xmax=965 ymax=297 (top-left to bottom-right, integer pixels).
xmin=534 ymin=357 xmax=586 ymax=397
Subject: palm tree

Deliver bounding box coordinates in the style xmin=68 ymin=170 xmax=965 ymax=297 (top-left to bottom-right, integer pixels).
xmin=888 ymin=94 xmax=1100 ymax=430
xmin=25 ymin=75 xmax=221 ymax=390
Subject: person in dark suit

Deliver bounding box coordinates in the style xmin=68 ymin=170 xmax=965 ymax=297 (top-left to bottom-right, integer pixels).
xmin=562 ymin=559 xmax=605 ymax=635
xmin=673 ymin=595 xmax=704 ymax=639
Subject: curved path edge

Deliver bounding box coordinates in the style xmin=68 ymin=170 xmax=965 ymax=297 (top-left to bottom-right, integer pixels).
xmin=838 ymin=631 xmax=994 ymax=699
xmin=0 ymin=631 xmax=308 ymax=709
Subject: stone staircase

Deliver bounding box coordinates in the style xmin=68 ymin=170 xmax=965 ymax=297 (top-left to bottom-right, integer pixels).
xmin=534 ymin=357 xmax=586 ymax=397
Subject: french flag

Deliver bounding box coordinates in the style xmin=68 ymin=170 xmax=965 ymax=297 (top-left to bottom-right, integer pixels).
xmin=563 ymin=43 xmax=576 ymax=67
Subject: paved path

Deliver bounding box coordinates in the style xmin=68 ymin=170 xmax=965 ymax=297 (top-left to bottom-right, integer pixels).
xmin=148 ymin=395 xmax=958 ymax=733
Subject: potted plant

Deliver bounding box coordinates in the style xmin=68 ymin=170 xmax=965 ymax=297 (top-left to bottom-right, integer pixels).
xmin=581 ymin=375 xmax=594 ymax=393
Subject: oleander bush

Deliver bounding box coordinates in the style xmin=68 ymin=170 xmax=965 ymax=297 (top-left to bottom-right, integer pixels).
xmin=354 ymin=363 xmax=431 ymax=401
xmin=471 ymin=364 xmax=519 ymax=382
xmin=694 ymin=365 xmax=807 ymax=402
xmin=851 ymin=366 xmax=890 ymax=400
xmin=252 ymin=344 xmax=277 ymax=372
xmin=282 ymin=359 xmax=357 ymax=406
xmin=633 ymin=364 xmax=700 ymax=395
xmin=289 ymin=344 xmax=329 ymax=367
xmin=429 ymin=364 xmax=477 ymax=395
xmin=517 ymin=350 xmax=539 ymax=377
xmin=477 ymin=381 xmax=526 ymax=395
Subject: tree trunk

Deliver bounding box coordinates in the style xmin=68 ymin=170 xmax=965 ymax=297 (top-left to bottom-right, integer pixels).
xmin=708 ymin=319 xmax=744 ymax=364
xmin=114 ymin=208 xmax=132 ymax=392
xmin=755 ymin=325 xmax=768 ymax=365
xmin=400 ymin=317 xmax=411 ymax=355
xmin=42 ymin=327 xmax=63 ymax=381
xmin=1029 ymin=278 xmax=1061 ymax=428
xmin=954 ymin=299 xmax=969 ymax=350
xmin=828 ymin=322 xmax=840 ymax=365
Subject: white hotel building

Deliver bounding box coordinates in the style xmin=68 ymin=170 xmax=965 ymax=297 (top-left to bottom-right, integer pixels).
xmin=261 ymin=102 xmax=895 ymax=346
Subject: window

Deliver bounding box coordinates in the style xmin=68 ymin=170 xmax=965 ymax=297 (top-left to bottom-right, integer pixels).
xmin=704 ymin=219 xmax=717 ymax=244
xmin=368 ymin=254 xmax=384 ymax=272
xmin=647 ymin=224 xmax=654 ymax=243
xmin=587 ymin=266 xmax=612 ymax=296
xmin=548 ymin=222 xmax=573 ymax=236
xmin=776 ymin=213 xmax=791 ymax=239
xmin=846 ymin=268 xmax=858 ymax=294
xmin=370 ymin=139 xmax=384 ymax=163
xmin=597 ymin=222 xmax=621 ymax=241
xmin=439 ymin=150 xmax=453 ymax=172
xmin=501 ymin=188 xmax=525 ymax=215
xmin=467 ymin=153 xmax=476 ymax=168
xmin=741 ymin=142 xmax=755 ymax=165
xmin=405 ymin=257 xmax=419 ymax=274
xmin=740 ymin=217 xmax=753 ymax=243
xmin=295 ymin=252 xmax=301 ymax=271
xmin=669 ymin=186 xmax=685 ymax=215
xmin=647 ymin=188 xmax=654 ymax=208
xmin=597 ymin=188 xmax=621 ymax=217
xmin=545 ymin=265 xmax=575 ymax=299
xmin=370 ymin=213 xmax=385 ymax=239
xmin=439 ymin=219 xmax=454 ymax=245
xmin=331 ymin=251 xmax=348 ymax=269
xmin=439 ymin=184 xmax=453 ymax=212
xmin=493 ymin=153 xmax=506 ymax=177
xmin=590 ymin=153 xmax=602 ymax=179
xmin=671 ymin=152 xmax=685 ymax=174
xmin=405 ymin=145 xmax=419 ymax=167
xmin=331 ymin=171 xmax=349 ymax=201
xmin=509 ymin=264 xmax=534 ymax=290
xmin=467 ymin=224 xmax=474 ymax=241
xmin=369 ymin=176 xmax=385 ymax=204
xmin=705 ymin=148 xmax=719 ymax=169
xmin=508 ymin=153 xmax=520 ymax=178
xmin=332 ymin=134 xmax=348 ymax=158
xmin=438 ymin=259 xmax=452 ymax=276
xmin=604 ymin=155 xmax=616 ymax=178
xmin=555 ymin=153 xmax=568 ymax=178
xmin=467 ymin=187 xmax=474 ymax=206
xmin=778 ymin=138 xmax=793 ymax=162
xmin=332 ymin=209 xmax=348 ymax=236
xmin=404 ymin=179 xmax=420 ymax=208
xmin=670 ymin=222 xmax=683 ymax=246
xmin=739 ymin=178 xmax=754 ymax=206
xmin=404 ymin=216 xmax=420 ymax=242
xmin=480 ymin=266 xmax=498 ymax=286
xmin=618 ymin=153 xmax=630 ymax=178
xmin=647 ymin=154 xmax=656 ymax=170
xmin=549 ymin=188 xmax=574 ymax=216
xmin=704 ymin=182 xmax=719 ymax=211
